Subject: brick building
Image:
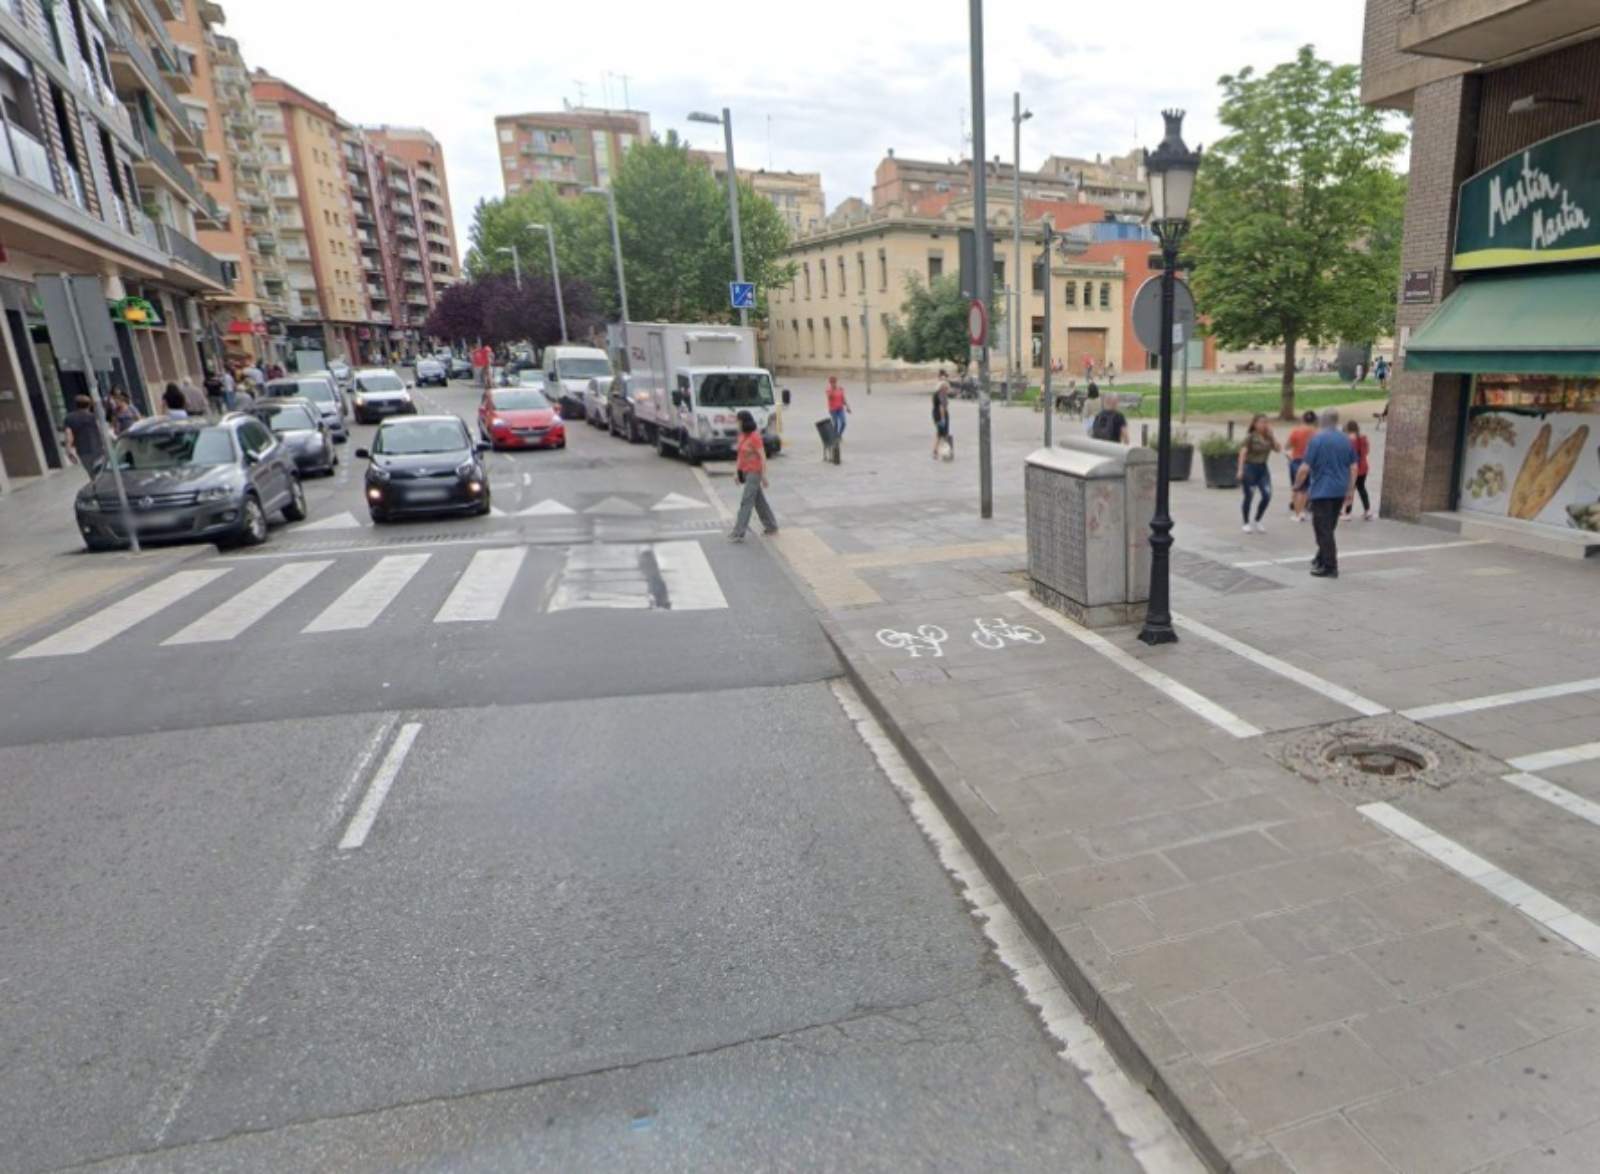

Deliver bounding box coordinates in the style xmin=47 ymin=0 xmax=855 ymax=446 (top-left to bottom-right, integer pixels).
xmin=494 ymin=108 xmax=649 ymax=197
xmin=1363 ymin=0 xmax=1600 ymax=551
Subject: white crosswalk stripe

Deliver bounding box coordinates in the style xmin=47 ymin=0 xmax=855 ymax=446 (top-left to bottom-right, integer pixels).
xmin=653 ymin=541 xmax=728 ymax=610
xmin=434 ymin=547 xmax=527 ymax=623
xmin=548 ymin=544 xmax=653 ymax=611
xmin=13 ymin=569 xmax=231 ymax=659
xmin=164 ymin=561 xmax=333 ymax=645
xmin=303 ymin=554 xmax=431 ymax=633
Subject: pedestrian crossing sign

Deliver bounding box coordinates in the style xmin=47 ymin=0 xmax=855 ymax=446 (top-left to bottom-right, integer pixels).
xmin=730 ymin=282 xmax=756 ymax=310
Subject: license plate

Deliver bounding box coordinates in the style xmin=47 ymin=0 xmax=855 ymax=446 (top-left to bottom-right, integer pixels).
xmin=133 ymin=511 xmax=182 ymax=530
xmin=407 ymin=487 xmax=450 ymax=502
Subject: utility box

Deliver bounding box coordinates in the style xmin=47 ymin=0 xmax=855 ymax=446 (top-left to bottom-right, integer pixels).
xmin=1025 ymin=438 xmax=1156 ymax=628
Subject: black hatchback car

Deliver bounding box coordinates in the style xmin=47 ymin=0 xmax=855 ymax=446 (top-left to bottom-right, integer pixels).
xmin=357 ymin=415 xmax=492 ymax=522
xmin=252 ymin=397 xmax=338 ymax=476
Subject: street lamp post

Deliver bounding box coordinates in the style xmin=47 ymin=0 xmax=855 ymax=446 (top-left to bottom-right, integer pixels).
xmin=1137 ymin=109 xmax=1203 ymax=648
xmin=968 ymin=0 xmax=992 ymax=519
xmin=689 ymin=108 xmax=746 ymax=327
xmin=582 ymin=185 xmax=629 ymax=323
xmin=528 ymin=222 xmax=567 ymax=342
xmin=496 ymin=244 xmax=521 ymax=289
xmin=1012 ymin=94 xmax=1032 ymax=402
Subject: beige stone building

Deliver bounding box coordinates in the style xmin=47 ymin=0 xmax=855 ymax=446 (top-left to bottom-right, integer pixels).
xmin=687 ymin=149 xmax=824 ymax=234
xmin=770 ymin=198 xmax=1126 ymax=380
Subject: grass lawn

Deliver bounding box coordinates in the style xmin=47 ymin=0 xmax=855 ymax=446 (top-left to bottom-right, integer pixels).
xmin=1002 ymin=375 xmax=1386 ymax=421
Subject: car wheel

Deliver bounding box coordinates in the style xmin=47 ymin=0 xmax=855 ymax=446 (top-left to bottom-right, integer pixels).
xmin=655 ymin=430 xmax=671 ymax=458
xmin=282 ymin=478 xmax=308 ymax=522
xmin=627 ymin=415 xmax=642 ymax=444
xmin=234 ymin=495 xmax=268 ymax=547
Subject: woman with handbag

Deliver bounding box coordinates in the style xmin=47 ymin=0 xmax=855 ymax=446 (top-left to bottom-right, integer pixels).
xmin=728 ymin=410 xmax=779 ymax=542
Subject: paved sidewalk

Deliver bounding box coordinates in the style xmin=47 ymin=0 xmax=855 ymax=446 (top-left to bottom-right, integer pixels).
xmin=709 ymin=383 xmax=1600 ymax=1173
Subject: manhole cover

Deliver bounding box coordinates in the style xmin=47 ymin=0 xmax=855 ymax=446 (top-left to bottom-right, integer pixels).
xmin=1270 ymin=714 xmax=1502 ymax=803
xmin=1323 ymin=741 xmax=1431 ymax=778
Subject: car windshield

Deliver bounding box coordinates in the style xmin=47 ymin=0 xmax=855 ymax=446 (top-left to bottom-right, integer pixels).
xmin=695 ymin=372 xmax=775 ymax=408
xmin=257 ymin=404 xmax=319 ymax=432
xmin=272 ymin=379 xmax=335 ymax=403
xmin=357 ymin=373 xmax=405 ymax=393
xmin=495 ymin=390 xmax=550 ymax=411
xmin=516 ymin=371 xmax=545 ymax=386
xmin=375 ymin=420 xmax=467 ymax=455
xmin=112 ymin=427 xmax=235 ymax=470
xmin=556 ymin=358 xmax=611 ymax=379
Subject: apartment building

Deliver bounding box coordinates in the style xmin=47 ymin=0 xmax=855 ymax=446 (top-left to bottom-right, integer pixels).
xmin=1362 ymin=0 xmax=1600 ymax=544
xmin=871 ymin=150 xmax=1082 ymax=211
xmin=0 ymin=0 xmax=232 ymax=489
xmin=365 ymin=125 xmax=459 ymax=298
xmin=494 ymin=107 xmax=649 ymax=196
xmin=1037 ymin=149 xmax=1149 ymax=218
xmin=687 ymin=148 xmax=824 ymax=234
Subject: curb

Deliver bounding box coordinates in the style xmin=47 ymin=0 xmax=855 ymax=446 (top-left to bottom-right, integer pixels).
xmin=819 ymin=619 xmax=1232 ymax=1174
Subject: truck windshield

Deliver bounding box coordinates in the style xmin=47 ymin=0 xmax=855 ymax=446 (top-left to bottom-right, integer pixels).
xmin=556 ymin=358 xmax=611 ymax=379
xmin=695 ymin=373 xmax=774 ymax=408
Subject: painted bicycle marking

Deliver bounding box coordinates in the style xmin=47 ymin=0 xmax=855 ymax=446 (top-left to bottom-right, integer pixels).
xmin=971 ymin=617 xmax=1046 ymax=650
xmin=876 ymin=625 xmax=950 ymax=659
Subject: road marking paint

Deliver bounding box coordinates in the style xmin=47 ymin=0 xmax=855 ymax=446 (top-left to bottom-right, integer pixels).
xmin=295 ymin=510 xmax=362 ymax=532
xmin=691 ymin=465 xmax=733 ymax=525
xmin=1402 ymin=677 xmax=1600 ymax=722
xmin=652 ymin=492 xmax=708 ymax=512
xmin=1172 ymin=613 xmax=1388 ymax=716
xmin=1503 ymin=771 xmax=1600 ymax=831
xmin=13 ymin=569 xmax=230 ymax=658
xmin=1232 ymin=539 xmax=1487 ymax=568
xmin=488 ymin=505 xmax=508 ymax=517
xmin=433 ymin=546 xmax=527 ymax=622
xmin=1507 ymin=742 xmax=1600 ymax=773
xmin=832 ymin=680 xmax=1203 ymax=1173
xmin=1359 ymin=801 xmax=1600 ymax=960
xmin=521 ymin=472 xmax=532 ymax=487
xmin=548 ymin=543 xmax=652 ymax=611
xmin=302 ymin=553 xmax=430 ymax=632
xmin=1010 ymin=591 xmax=1262 ymax=738
xmin=652 ymin=540 xmax=728 ymax=610
xmin=519 ymin=498 xmax=576 ymax=516
xmin=163 ymin=561 xmax=333 ymax=645
xmin=339 ymin=721 xmax=422 ymax=850
xmin=583 ymin=495 xmax=645 ymax=515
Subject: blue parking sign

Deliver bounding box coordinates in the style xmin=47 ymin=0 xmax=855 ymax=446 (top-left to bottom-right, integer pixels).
xmin=730 ymin=282 xmax=755 ymax=310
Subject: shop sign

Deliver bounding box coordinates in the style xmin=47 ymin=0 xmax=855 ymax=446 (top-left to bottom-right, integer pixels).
xmin=1461 ymin=375 xmax=1600 ymax=532
xmin=114 ymin=295 xmax=163 ymax=327
xmin=1455 ymin=120 xmax=1600 ymax=271
xmin=1402 ymin=269 xmax=1434 ymax=304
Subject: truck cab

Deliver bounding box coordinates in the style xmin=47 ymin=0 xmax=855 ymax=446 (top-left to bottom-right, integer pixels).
xmin=664 ymin=367 xmax=780 ymax=461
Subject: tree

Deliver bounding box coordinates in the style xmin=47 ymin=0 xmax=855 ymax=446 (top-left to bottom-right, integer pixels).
xmin=1188 ymin=45 xmax=1407 ymax=418
xmin=423 ymin=280 xmax=487 ymax=346
xmin=423 ymin=273 xmax=597 ymax=349
xmin=464 ymin=187 xmax=618 ymax=316
xmin=886 ymin=275 xmax=970 ymax=367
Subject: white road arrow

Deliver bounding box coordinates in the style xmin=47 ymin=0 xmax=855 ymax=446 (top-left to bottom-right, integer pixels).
xmin=519 ymin=499 xmax=576 ymax=516
xmin=651 ymin=492 xmax=709 ymax=512
xmin=584 ymin=496 xmax=645 ymax=515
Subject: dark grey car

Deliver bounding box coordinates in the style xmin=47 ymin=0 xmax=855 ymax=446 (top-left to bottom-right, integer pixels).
xmin=267 ymin=376 xmax=347 ymax=441
xmin=253 ymin=397 xmax=338 ymax=476
xmin=74 ymin=415 xmax=307 ymax=551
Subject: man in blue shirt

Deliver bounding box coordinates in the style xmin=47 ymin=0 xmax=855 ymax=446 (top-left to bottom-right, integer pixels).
xmin=1294 ymin=409 xmax=1357 ymax=578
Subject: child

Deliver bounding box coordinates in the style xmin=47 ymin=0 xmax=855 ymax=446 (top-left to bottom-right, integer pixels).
xmin=1344 ymin=419 xmax=1374 ymax=520
xmin=1285 ymin=409 xmax=1317 ymax=521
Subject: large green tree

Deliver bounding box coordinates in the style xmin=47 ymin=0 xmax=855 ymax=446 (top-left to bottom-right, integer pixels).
xmin=1188 ymin=45 xmax=1407 ymax=418
xmin=885 ymin=275 xmax=970 ymax=367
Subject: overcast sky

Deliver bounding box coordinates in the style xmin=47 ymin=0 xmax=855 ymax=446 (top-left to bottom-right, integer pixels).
xmin=225 ymin=1 xmax=1364 ymax=258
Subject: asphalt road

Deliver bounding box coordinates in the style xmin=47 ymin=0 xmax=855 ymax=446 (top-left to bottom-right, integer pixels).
xmin=1 ymin=374 xmax=1144 ymax=1172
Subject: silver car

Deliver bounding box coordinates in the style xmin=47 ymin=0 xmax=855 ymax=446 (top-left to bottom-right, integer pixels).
xmin=351 ymin=368 xmax=417 ymax=423
xmin=253 ymin=397 xmax=338 ymax=476
xmin=267 ymin=375 xmax=347 ymax=441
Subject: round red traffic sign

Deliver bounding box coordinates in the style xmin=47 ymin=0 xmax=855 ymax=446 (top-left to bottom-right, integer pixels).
xmin=968 ymin=299 xmax=988 ymax=347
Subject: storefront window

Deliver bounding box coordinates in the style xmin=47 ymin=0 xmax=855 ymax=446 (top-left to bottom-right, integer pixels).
xmin=1461 ymin=375 xmax=1599 ymax=533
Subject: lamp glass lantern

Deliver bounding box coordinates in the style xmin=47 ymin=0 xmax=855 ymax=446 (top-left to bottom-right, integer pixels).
xmin=1144 ymin=109 xmax=1202 ymax=235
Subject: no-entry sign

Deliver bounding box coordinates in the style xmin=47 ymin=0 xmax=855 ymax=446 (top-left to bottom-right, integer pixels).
xmin=968 ymin=298 xmax=988 ymax=347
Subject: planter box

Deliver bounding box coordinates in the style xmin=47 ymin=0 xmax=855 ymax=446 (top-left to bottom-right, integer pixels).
xmin=1170 ymin=445 xmax=1194 ymax=482
xmin=1202 ymin=452 xmax=1238 ymax=489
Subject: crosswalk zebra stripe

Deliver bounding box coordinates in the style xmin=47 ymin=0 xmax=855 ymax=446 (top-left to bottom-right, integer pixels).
xmin=433 ymin=547 xmax=527 ymax=623
xmin=548 ymin=544 xmax=652 ymax=611
xmin=12 ymin=569 xmax=232 ymax=659
xmin=652 ymin=541 xmax=728 ymax=610
xmin=303 ymin=554 xmax=431 ymax=633
xmin=163 ymin=561 xmax=334 ymax=645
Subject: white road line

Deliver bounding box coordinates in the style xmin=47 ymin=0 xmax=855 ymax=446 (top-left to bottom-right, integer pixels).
xmin=339 ymin=721 xmax=422 ymax=850
xmin=1010 ymin=591 xmax=1262 ymax=739
xmin=519 ymin=498 xmax=575 ymax=516
xmin=548 ymin=543 xmax=651 ymax=611
xmin=1402 ymin=677 xmax=1600 ymax=722
xmin=653 ymin=540 xmax=728 ymax=610
xmin=1232 ymin=539 xmax=1487 ymax=568
xmin=295 ymin=510 xmax=363 ymax=532
xmin=831 ymin=681 xmax=1203 ymax=1173
xmin=303 ymin=553 xmax=430 ymax=632
xmin=692 ymin=465 xmax=733 ymax=525
xmin=1172 ymin=613 xmax=1388 ymax=717
xmin=652 ymin=492 xmax=709 ymax=511
xmin=584 ymin=495 xmax=644 ymax=515
xmin=13 ymin=569 xmax=230 ymax=658
xmin=1503 ymin=772 xmax=1600 ymax=831
xmin=1507 ymin=742 xmax=1600 ymax=773
xmin=1359 ymin=801 xmax=1600 ymax=959
xmin=163 ymin=561 xmax=333 ymax=645
xmin=434 ymin=546 xmax=527 ymax=623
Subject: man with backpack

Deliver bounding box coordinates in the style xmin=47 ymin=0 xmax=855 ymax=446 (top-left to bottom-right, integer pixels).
xmin=1089 ymin=393 xmax=1128 ymax=445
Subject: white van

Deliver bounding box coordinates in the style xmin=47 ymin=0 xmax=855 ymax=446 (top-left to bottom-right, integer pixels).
xmin=542 ymin=345 xmax=613 ymax=421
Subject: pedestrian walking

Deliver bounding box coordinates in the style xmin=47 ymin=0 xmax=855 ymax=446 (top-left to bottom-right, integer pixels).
xmin=233 ymin=379 xmax=256 ymax=411
xmin=61 ymin=394 xmax=106 ymax=475
xmin=1373 ymin=355 xmax=1390 ymax=392
xmin=241 ymin=361 xmax=264 ymax=386
xmin=1286 ymin=409 xmax=1317 ymax=521
xmin=204 ymin=370 xmax=226 ymax=416
xmin=825 ymin=375 xmax=850 ymax=440
xmin=180 ymin=378 xmax=207 ymax=418
xmin=105 ymin=389 xmax=138 ymax=435
xmin=1344 ymin=419 xmax=1374 ymax=519
xmin=1106 ymin=361 xmax=1117 ymax=387
xmin=728 ymin=410 xmax=778 ymax=542
xmin=221 ymin=365 xmax=237 ymax=410
xmin=932 ymin=379 xmax=953 ymax=460
xmin=1295 ymin=408 xmax=1357 ymax=579
xmin=1236 ymin=413 xmax=1279 ymax=533
xmin=1089 ymin=392 xmax=1128 ymax=445
xmin=161 ymin=383 xmax=190 ymax=419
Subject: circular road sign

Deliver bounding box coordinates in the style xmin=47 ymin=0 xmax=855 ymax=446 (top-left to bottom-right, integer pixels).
xmin=968 ymin=298 xmax=988 ymax=347
xmin=1131 ymin=276 xmax=1197 ymax=354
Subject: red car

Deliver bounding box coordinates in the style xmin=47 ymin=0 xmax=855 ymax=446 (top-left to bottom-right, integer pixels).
xmin=478 ymin=384 xmax=566 ymax=450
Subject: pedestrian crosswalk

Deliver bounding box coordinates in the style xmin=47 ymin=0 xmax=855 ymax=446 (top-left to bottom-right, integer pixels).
xmin=8 ymin=539 xmax=734 ymax=661
xmin=287 ymin=492 xmax=710 ymax=532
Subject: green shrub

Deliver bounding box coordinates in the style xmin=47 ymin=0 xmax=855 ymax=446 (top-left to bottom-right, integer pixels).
xmin=1199 ymin=433 xmax=1239 ymax=458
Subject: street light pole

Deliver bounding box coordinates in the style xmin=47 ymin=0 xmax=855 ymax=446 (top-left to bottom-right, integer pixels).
xmin=1012 ymin=93 xmax=1031 ymax=401
xmin=1041 ymin=219 xmax=1053 ymax=449
xmin=969 ymin=0 xmax=992 ymax=519
xmin=529 ymin=222 xmax=567 ymax=342
xmin=497 ymin=244 xmax=521 ymax=289
xmin=690 ymin=109 xmax=747 ymax=328
xmin=860 ymin=290 xmax=872 ymax=398
xmin=584 ymin=186 xmax=629 ymax=323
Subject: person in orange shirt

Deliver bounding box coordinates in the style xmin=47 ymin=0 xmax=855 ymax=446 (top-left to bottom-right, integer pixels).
xmin=728 ymin=410 xmax=778 ymax=542
xmin=825 ymin=375 xmax=850 ymax=440
xmin=1285 ymin=409 xmax=1317 ymax=522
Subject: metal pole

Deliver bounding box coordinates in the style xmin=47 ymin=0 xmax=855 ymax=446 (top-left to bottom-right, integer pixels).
xmin=605 ymin=188 xmax=629 ymax=322
xmin=1012 ymin=91 xmax=1023 ymax=402
xmin=62 ymin=287 xmax=139 ymax=553
xmin=860 ymin=292 xmax=872 ymax=398
xmin=1138 ymin=234 xmax=1180 ymax=646
xmin=1041 ymin=221 xmax=1053 ymax=448
xmin=510 ymin=244 xmax=521 ymax=290
xmin=969 ymin=0 xmax=991 ymax=519
xmin=1180 ymin=328 xmax=1189 ymax=424
xmin=722 ymin=107 xmax=747 ymax=329
xmin=542 ymin=227 xmax=567 ymax=341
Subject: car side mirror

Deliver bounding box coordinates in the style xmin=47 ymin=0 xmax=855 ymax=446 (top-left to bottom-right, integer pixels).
xmin=405 ymin=382 xmax=415 ymax=390
xmin=782 ymin=388 xmax=792 ymax=406
xmin=243 ymin=450 xmax=260 ymax=465
xmin=671 ymin=391 xmax=685 ymax=408
xmin=354 ymin=447 xmax=370 ymax=459
xmin=474 ymin=442 xmax=490 ymax=454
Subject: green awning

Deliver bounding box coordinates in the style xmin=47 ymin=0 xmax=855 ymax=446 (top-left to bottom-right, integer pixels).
xmin=1406 ymin=269 xmax=1600 ymax=376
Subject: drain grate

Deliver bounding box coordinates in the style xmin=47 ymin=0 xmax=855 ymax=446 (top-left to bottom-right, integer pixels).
xmin=1270 ymin=714 xmax=1501 ymax=803
xmin=1323 ymin=740 xmax=1431 ymax=779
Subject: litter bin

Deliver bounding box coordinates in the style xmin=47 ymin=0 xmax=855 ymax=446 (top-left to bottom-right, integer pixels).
xmin=815 ymin=416 xmax=841 ymax=464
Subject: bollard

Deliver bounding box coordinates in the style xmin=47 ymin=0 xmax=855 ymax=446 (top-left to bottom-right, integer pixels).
xmin=1141 ymin=423 xmax=1150 ymax=446
xmin=1227 ymin=419 xmax=1235 ymax=441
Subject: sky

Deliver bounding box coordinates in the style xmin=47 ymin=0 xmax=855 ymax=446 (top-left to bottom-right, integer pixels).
xmin=224 ymin=0 xmax=1364 ymax=260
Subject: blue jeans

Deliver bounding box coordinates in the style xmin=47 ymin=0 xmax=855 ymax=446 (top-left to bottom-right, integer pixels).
xmin=830 ymin=408 xmax=847 ymax=439
xmin=1241 ymin=462 xmax=1271 ymax=523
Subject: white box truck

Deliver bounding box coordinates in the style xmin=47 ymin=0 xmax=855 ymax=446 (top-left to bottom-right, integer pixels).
xmin=605 ymin=323 xmax=780 ymax=461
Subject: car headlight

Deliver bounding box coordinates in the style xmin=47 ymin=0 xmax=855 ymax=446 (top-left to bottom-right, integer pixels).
xmin=76 ymin=495 xmax=102 ymax=512
xmin=490 ymin=416 xmax=506 ymax=429
xmin=455 ymin=459 xmax=476 ymax=478
xmin=354 ymin=395 xmax=367 ymax=405
xmin=369 ymin=465 xmax=391 ymax=482
xmin=198 ymin=486 xmax=233 ymax=502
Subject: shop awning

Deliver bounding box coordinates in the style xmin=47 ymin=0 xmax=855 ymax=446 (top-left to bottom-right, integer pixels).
xmin=1406 ymin=270 xmax=1600 ymax=376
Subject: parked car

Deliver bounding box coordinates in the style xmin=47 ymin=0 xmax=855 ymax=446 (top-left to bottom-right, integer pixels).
xmin=447 ymin=355 xmax=473 ymax=381
xmin=478 ymin=384 xmax=565 ymax=451
xmin=265 ymin=375 xmax=346 ymax=442
xmin=543 ymin=344 xmax=611 ymax=421
xmin=583 ymin=376 xmax=614 ymax=429
xmin=253 ymin=397 xmax=338 ymax=476
xmin=328 ymin=359 xmax=353 ymax=390
xmin=415 ymin=357 xmax=448 ymax=386
xmin=74 ymin=415 xmax=306 ymax=551
xmin=358 ymin=415 xmax=491 ymax=522
xmin=350 ymin=368 xmax=416 ymax=424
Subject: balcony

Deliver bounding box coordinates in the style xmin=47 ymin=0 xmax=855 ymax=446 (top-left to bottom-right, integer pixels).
xmin=1398 ymin=0 xmax=1600 ymax=63
xmin=362 ymin=255 xmax=382 ymax=273
xmin=281 ymin=243 xmax=311 ymax=261
xmin=157 ymin=221 xmax=230 ymax=288
xmin=402 ymin=267 xmax=424 ymax=282
xmin=387 ymin=175 xmax=411 ymax=195
xmin=0 ymin=124 xmax=57 ymax=192
xmin=106 ymin=13 xmax=196 ymax=147
xmin=367 ymin=283 xmax=389 ymax=300
xmin=132 ymin=123 xmax=215 ymax=219
xmin=269 ymin=181 xmax=299 ymax=203
xmin=394 ymin=222 xmax=418 ymax=240
xmin=288 ymin=271 xmax=319 ymax=292
xmin=352 ymin=202 xmax=374 ymax=225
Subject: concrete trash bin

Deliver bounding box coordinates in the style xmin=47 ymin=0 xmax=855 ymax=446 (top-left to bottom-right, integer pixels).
xmin=1025 ymin=437 xmax=1156 ymax=628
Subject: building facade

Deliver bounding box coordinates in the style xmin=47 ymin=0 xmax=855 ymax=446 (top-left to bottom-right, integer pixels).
xmin=687 ymin=148 xmax=824 ymax=234
xmin=0 ymin=0 xmax=232 ymax=489
xmin=494 ymin=107 xmax=649 ymax=196
xmin=1362 ymin=0 xmax=1600 ymax=543
xmin=871 ymin=149 xmax=1147 ymax=218
xmin=365 ymin=125 xmax=459 ymax=299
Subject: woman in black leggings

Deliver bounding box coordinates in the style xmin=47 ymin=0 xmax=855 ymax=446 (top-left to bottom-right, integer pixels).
xmin=1344 ymin=420 xmax=1374 ymax=519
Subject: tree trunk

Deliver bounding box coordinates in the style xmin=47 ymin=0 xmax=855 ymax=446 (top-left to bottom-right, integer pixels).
xmin=1279 ymin=336 xmax=1297 ymax=421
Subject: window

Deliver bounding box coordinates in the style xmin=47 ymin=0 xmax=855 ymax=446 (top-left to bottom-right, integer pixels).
xmin=878 ymin=248 xmax=887 ymax=290
xmin=237 ymin=418 xmax=275 ymax=457
xmin=1064 ymin=281 xmax=1076 ymax=307
xmin=927 ymin=253 xmax=943 ymax=283
xmin=791 ymin=319 xmax=799 ymax=348
xmin=1032 ymin=257 xmax=1046 ymax=293
xmin=841 ymin=316 xmax=850 ymax=358
xmin=993 ymin=259 xmax=1005 ymax=290
xmin=823 ymin=318 xmax=832 ymax=356
xmin=857 ymin=251 xmax=865 ymax=291
xmin=1099 ymin=282 xmax=1110 ymax=309
xmin=802 ymin=262 xmax=811 ymax=299
xmin=806 ymin=319 xmax=815 ymax=357
xmin=498 ymin=127 xmax=513 ymax=143
xmin=837 ymin=255 xmax=846 ymax=296
xmin=1082 ymin=282 xmax=1092 ymax=307
xmin=819 ymin=260 xmax=828 ymax=297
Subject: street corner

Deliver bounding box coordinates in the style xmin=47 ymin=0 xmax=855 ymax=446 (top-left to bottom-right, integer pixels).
xmin=0 ymin=542 xmax=208 ymax=653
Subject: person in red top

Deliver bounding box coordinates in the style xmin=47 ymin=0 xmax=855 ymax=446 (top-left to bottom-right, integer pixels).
xmin=1285 ymin=409 xmax=1317 ymax=521
xmin=825 ymin=375 xmax=850 ymax=440
xmin=1343 ymin=419 xmax=1374 ymax=519
xmin=728 ymin=410 xmax=778 ymax=541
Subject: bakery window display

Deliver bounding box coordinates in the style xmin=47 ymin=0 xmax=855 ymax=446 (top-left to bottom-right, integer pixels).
xmin=1462 ymin=376 xmax=1600 ymax=529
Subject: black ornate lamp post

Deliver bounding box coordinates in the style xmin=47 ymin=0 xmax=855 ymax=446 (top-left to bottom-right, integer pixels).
xmin=1138 ymin=110 xmax=1203 ymax=647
